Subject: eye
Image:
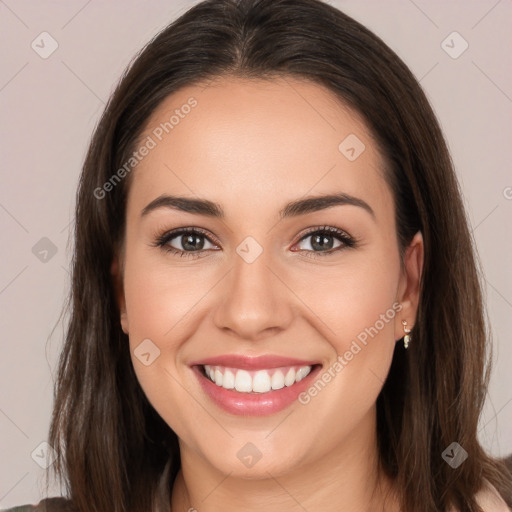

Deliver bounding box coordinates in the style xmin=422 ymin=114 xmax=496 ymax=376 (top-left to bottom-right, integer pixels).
xmin=292 ymin=225 xmax=356 ymax=258
xmin=153 ymin=227 xmax=219 ymax=259
xmin=152 ymin=225 xmax=357 ymax=260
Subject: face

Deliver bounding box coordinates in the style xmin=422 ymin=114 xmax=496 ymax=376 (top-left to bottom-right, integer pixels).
xmin=112 ymin=76 xmax=423 ymax=481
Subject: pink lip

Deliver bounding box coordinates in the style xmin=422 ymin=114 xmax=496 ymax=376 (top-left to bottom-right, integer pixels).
xmin=190 ymin=354 xmax=319 ymax=370
xmin=190 ymin=359 xmax=322 ymax=417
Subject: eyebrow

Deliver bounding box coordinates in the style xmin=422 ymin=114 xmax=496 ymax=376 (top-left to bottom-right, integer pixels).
xmin=141 ymin=192 xmax=375 ymax=220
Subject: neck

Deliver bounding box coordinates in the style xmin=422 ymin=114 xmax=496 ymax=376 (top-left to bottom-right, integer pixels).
xmin=170 ymin=408 xmax=399 ymax=512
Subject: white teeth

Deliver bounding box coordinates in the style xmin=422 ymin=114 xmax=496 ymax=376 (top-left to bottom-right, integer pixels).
xmin=296 ymin=366 xmax=311 ymax=382
xmin=284 ymin=368 xmax=296 ymax=387
xmin=252 ymin=370 xmax=272 ymax=393
xmin=271 ymin=370 xmax=285 ymax=390
xmin=223 ymin=369 xmax=235 ymax=389
xmin=214 ymin=368 xmax=223 ymax=386
xmin=234 ymin=370 xmax=252 ymax=392
xmin=202 ymin=365 xmax=313 ymax=394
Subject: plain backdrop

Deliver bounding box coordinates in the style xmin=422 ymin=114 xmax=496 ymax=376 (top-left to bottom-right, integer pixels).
xmin=0 ymin=0 xmax=511 ymax=508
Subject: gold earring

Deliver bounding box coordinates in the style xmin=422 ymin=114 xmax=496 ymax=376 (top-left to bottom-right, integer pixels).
xmin=402 ymin=320 xmax=412 ymax=349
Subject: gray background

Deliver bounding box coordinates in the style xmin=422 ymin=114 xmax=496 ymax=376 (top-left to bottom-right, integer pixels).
xmin=0 ymin=0 xmax=511 ymax=507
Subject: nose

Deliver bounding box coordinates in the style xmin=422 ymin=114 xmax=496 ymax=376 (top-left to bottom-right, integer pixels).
xmin=212 ymin=243 xmax=294 ymax=342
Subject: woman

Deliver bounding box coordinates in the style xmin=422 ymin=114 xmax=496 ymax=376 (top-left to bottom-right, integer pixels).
xmin=4 ymin=0 xmax=511 ymax=511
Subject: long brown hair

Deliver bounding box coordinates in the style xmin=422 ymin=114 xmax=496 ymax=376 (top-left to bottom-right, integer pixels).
xmin=46 ymin=1 xmax=512 ymax=511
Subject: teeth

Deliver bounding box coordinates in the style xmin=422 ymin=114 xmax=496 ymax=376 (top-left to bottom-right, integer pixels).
xmin=234 ymin=370 xmax=252 ymax=392
xmin=203 ymin=364 xmax=312 ymax=393
xmin=284 ymin=368 xmax=296 ymax=386
xmin=295 ymin=366 xmax=310 ymax=382
xmin=253 ymin=370 xmax=271 ymax=393
xmin=223 ymin=369 xmax=235 ymax=389
xmin=271 ymin=370 xmax=285 ymax=390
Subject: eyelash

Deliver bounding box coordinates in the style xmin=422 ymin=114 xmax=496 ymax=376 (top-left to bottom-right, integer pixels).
xmin=152 ymin=225 xmax=357 ymax=260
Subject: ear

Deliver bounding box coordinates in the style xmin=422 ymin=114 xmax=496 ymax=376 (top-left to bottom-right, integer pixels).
xmin=111 ymin=255 xmax=129 ymax=334
xmin=394 ymin=231 xmax=424 ymax=341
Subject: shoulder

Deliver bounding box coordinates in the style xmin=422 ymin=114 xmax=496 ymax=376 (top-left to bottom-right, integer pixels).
xmin=1 ymin=497 xmax=73 ymax=512
xmin=474 ymin=483 xmax=510 ymax=512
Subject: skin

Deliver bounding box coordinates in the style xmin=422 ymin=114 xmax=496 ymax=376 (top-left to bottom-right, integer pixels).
xmin=112 ymin=76 xmax=424 ymax=512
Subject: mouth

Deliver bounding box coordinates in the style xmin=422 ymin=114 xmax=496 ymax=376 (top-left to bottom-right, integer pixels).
xmin=190 ymin=355 xmax=322 ymax=416
xmin=200 ymin=364 xmax=315 ymax=393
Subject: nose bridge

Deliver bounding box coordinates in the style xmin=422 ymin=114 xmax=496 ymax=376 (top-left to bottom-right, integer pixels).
xmin=233 ymin=235 xmax=273 ymax=294
xmin=213 ymin=233 xmax=293 ymax=339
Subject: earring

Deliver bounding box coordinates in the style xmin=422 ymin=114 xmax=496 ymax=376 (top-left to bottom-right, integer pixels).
xmin=401 ymin=320 xmax=412 ymax=349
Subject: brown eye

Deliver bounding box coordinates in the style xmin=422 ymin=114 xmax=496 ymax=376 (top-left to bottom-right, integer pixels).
xmin=155 ymin=228 xmax=219 ymax=259
xmin=293 ymin=226 xmax=356 ymax=258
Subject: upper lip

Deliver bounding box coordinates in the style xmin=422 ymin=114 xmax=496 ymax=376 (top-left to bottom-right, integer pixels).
xmin=190 ymin=354 xmax=320 ymax=370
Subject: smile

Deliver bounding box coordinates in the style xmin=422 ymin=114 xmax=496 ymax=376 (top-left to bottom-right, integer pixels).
xmin=202 ymin=364 xmax=313 ymax=393
xmin=191 ymin=355 xmax=322 ymax=416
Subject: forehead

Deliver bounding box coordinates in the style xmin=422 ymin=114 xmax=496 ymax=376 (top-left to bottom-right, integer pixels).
xmin=129 ymin=76 xmax=392 ymax=224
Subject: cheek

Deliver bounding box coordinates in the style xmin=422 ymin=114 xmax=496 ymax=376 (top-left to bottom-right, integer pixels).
xmin=292 ymin=249 xmax=401 ymax=412
xmin=123 ymin=248 xmax=207 ymax=339
xmin=293 ymin=253 xmax=400 ymax=346
xmin=121 ymin=245 xmax=194 ymax=388
xmin=122 ymin=250 xmax=204 ymax=438
xmin=290 ymin=275 xmax=400 ymax=452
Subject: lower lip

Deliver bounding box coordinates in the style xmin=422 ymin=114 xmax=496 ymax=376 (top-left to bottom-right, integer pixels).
xmin=192 ymin=365 xmax=322 ymax=416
